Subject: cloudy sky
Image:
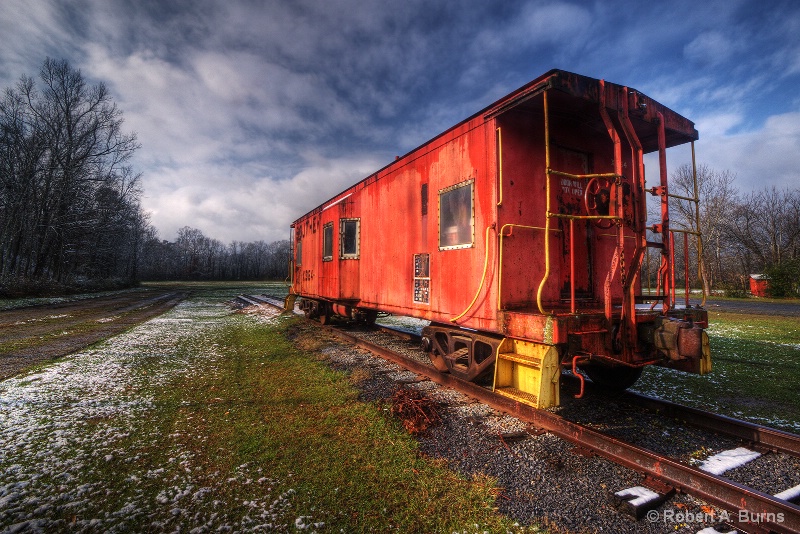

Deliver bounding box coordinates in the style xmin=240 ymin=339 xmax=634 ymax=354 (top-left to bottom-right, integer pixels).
xmin=1 ymin=0 xmax=798 ymax=243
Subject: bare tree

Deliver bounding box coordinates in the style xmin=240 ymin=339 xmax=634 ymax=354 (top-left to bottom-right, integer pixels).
xmin=668 ymin=163 xmax=739 ymax=294
xmin=726 ymin=187 xmax=800 ymax=269
xmin=0 ymin=58 xmax=147 ymax=294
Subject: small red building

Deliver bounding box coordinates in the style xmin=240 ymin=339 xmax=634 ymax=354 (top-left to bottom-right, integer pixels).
xmin=749 ymin=274 xmax=770 ymax=297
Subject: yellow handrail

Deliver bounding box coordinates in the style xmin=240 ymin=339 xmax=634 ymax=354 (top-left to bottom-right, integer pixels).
xmin=536 ymin=90 xmax=552 ymax=315
xmin=451 ymin=225 xmax=494 ymax=323
xmin=548 ymin=170 xmax=620 ymax=180
xmin=669 ymin=227 xmax=702 ymax=236
xmin=666 ymin=192 xmax=699 ymax=203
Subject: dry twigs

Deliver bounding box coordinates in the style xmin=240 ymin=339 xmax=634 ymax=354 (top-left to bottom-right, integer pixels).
xmin=389 ymin=387 xmax=441 ymax=434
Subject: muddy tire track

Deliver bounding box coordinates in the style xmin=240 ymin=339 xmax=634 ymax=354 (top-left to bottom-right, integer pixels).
xmin=0 ymin=290 xmax=186 ymax=380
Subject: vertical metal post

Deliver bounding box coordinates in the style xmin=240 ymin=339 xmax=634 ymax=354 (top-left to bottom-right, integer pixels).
xmin=598 ymin=80 xmax=623 ymax=321
xmin=536 ymin=91 xmax=551 ymax=315
xmin=670 ymin=231 xmax=676 ymax=308
xmin=684 ymin=232 xmax=690 ymax=308
xmin=657 ymin=112 xmax=672 ymax=312
xmin=570 ymin=219 xmax=576 ymax=314
xmin=618 ymin=89 xmax=647 ymax=353
xmin=691 ymin=141 xmax=707 ymax=307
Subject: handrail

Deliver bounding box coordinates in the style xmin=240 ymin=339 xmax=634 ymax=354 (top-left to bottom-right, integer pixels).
xmin=692 ymin=141 xmax=708 ymax=307
xmin=451 ymin=225 xmax=494 ymax=323
xmin=550 ymin=213 xmax=620 ymax=221
xmin=548 ymin=170 xmax=620 ymax=180
xmin=536 ymin=90 xmax=553 ymax=315
xmin=498 ymin=223 xmax=559 ymax=311
xmin=668 ymin=227 xmax=702 ymax=236
xmin=656 ymin=142 xmax=707 ymax=308
xmin=666 ymin=192 xmax=699 ymax=203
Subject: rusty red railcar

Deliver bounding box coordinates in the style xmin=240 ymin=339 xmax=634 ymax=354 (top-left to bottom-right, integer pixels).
xmin=288 ymin=69 xmax=710 ymax=408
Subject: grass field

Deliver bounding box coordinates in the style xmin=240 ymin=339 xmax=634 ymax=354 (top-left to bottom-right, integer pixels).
xmin=0 ymin=283 xmax=527 ymax=532
xmin=633 ymin=308 xmax=800 ymax=432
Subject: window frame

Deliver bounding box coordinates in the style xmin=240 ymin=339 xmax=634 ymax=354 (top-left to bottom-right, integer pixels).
xmin=296 ymin=238 xmax=302 ymax=266
xmin=438 ymin=179 xmax=475 ymax=250
xmin=322 ymin=222 xmax=334 ymax=261
xmin=339 ymin=218 xmax=360 ymax=260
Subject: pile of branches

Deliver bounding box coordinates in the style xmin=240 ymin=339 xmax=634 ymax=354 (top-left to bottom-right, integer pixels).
xmin=389 ymin=387 xmax=441 ymax=434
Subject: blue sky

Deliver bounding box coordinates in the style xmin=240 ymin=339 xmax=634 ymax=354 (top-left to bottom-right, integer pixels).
xmin=1 ymin=0 xmax=798 ymax=243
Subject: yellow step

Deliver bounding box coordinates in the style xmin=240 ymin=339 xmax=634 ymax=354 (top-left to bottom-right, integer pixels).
xmin=493 ymin=338 xmax=560 ymax=409
xmin=497 ymin=351 xmax=542 ymax=368
xmin=495 ymin=386 xmax=539 ymax=406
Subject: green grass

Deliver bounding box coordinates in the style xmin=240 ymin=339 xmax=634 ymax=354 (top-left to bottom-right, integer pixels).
xmin=32 ymin=294 xmax=524 ymax=532
xmin=155 ymin=316 xmax=520 ymax=532
xmin=633 ymin=310 xmax=800 ymax=432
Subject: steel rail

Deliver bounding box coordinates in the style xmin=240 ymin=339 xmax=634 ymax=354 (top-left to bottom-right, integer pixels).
xmin=329 ymin=327 xmax=800 ymax=534
xmin=623 ymin=390 xmax=800 ymax=457
xmin=248 ymin=295 xmax=800 ymax=533
xmin=260 ymin=295 xmax=800 ymax=452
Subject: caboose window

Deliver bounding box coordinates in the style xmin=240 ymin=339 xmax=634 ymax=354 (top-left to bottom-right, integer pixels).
xmin=438 ymin=179 xmax=474 ymax=250
xmin=296 ymin=239 xmax=302 ymax=266
xmin=340 ymin=218 xmax=360 ymax=259
xmin=322 ymin=222 xmax=334 ymax=261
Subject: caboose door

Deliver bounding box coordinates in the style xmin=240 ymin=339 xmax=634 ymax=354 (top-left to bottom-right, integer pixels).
xmin=551 ymin=146 xmax=593 ymax=300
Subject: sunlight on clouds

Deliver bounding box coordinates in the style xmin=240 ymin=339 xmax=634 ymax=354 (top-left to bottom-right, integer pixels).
xmin=695 ymin=112 xmax=744 ymax=137
xmin=142 ymin=155 xmax=384 ymax=243
xmin=83 ymin=45 xmax=231 ymax=168
xmin=683 ymin=31 xmax=736 ymax=66
xmin=697 ymin=111 xmax=800 ymax=191
xmin=3 ymin=0 xmax=798 ymax=246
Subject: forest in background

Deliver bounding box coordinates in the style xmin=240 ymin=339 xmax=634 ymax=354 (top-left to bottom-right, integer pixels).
xmin=1 ymin=59 xmax=797 ymax=298
xmin=660 ymin=164 xmax=800 ymax=297
xmin=0 ymin=60 xmax=290 ymax=296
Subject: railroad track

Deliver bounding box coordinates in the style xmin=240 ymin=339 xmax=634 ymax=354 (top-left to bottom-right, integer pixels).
xmin=241 ymin=294 xmax=800 ymax=533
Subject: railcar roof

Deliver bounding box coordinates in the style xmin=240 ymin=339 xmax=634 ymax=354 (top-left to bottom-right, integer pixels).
xmin=291 ymin=69 xmax=697 ymax=226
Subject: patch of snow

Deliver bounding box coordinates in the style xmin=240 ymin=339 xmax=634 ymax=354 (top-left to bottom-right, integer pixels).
xmin=698 ymin=447 xmax=761 ymax=475
xmin=775 ymin=483 xmax=800 ymax=502
xmin=0 ymin=297 xmax=304 ymax=531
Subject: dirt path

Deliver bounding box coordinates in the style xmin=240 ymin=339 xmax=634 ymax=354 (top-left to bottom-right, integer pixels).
xmin=0 ymin=289 xmax=185 ymax=380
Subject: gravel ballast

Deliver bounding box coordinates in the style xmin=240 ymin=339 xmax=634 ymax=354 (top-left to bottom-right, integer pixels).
xmin=295 ymin=320 xmax=739 ymax=533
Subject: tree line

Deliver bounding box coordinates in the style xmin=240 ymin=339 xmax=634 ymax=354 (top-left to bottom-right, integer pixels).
xmin=660 ymin=164 xmax=800 ymax=297
xmin=138 ymin=226 xmax=291 ymax=281
xmin=0 ymin=58 xmax=146 ymax=294
xmin=0 ymin=59 xmax=289 ymax=296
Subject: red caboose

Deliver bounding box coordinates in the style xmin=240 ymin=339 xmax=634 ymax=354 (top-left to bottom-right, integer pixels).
xmin=289 ymin=70 xmax=710 ymax=408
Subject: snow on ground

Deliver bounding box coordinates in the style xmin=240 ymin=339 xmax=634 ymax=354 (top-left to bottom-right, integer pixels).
xmin=0 ymin=298 xmax=303 ymax=532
